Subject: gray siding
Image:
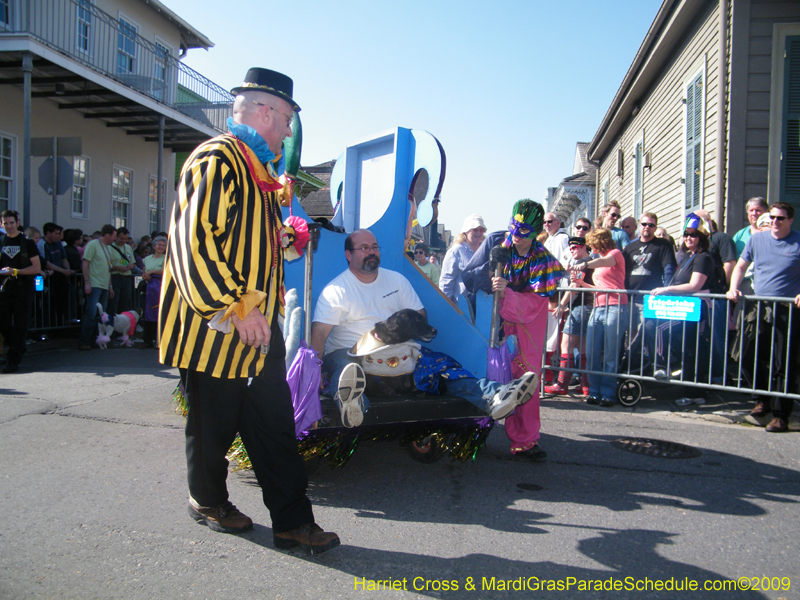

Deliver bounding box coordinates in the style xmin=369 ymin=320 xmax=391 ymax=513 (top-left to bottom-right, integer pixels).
xmin=596 ymin=2 xmax=723 ymax=241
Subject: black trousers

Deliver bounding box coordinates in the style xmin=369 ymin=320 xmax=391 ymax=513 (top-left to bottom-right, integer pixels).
xmin=0 ymin=278 xmax=34 ymax=367
xmin=180 ymin=332 xmax=313 ymax=533
xmin=748 ymin=303 xmax=800 ymax=419
xmin=108 ymin=274 xmax=133 ymax=314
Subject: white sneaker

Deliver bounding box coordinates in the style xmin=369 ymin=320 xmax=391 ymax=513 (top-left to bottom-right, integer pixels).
xmin=337 ymin=362 xmax=366 ymax=428
xmin=490 ymin=371 xmax=539 ymax=420
xmin=654 ymin=369 xmax=668 ymax=380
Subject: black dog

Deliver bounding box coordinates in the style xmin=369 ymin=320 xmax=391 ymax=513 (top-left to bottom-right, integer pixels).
xmin=366 ymin=309 xmax=437 ymax=397
xmin=373 ymin=308 xmax=437 ymax=344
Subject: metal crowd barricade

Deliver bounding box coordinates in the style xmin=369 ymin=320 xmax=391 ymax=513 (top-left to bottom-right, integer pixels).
xmin=29 ymin=272 xmax=85 ymax=333
xmin=543 ymin=286 xmax=800 ymax=404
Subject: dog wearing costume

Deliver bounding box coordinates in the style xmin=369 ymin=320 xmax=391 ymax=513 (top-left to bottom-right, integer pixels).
xmin=96 ymin=304 xmax=142 ymax=349
xmin=348 ymin=309 xmax=438 ymax=396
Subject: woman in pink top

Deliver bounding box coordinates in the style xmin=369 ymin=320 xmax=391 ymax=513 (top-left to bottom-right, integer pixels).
xmin=572 ymin=228 xmax=629 ymax=407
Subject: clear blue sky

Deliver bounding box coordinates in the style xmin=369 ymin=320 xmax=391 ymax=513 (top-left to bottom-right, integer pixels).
xmin=164 ymin=0 xmax=662 ymax=234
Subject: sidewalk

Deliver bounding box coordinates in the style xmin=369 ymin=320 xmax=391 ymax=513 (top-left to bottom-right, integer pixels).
xmin=542 ymin=376 xmax=800 ymax=431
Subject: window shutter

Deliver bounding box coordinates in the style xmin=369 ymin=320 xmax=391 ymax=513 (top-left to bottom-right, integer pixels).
xmin=634 ymin=142 xmax=643 ymax=218
xmin=781 ymin=36 xmax=800 ymax=212
xmin=685 ymin=74 xmax=703 ymax=211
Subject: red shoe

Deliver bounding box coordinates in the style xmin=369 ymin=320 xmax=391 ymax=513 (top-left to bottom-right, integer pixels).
xmin=544 ymin=383 xmax=568 ymax=395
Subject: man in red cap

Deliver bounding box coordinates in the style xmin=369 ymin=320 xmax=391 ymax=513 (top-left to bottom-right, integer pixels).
xmin=160 ymin=67 xmax=339 ymax=554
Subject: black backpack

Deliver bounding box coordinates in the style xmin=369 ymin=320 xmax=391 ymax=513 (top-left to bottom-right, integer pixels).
xmin=706 ymin=240 xmax=728 ymax=294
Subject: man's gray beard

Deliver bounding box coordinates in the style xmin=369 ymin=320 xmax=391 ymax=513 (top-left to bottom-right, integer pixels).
xmin=362 ymin=256 xmax=380 ymax=272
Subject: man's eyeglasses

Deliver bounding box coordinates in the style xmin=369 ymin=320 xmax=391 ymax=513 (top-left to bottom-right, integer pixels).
xmin=770 ymin=215 xmax=787 ymax=222
xmin=414 ymin=250 xmax=426 ymax=255
xmin=574 ymin=225 xmax=590 ymax=231
xmin=608 ymin=213 xmax=621 ymax=219
xmin=353 ymin=244 xmax=381 ymax=253
xmin=640 ymin=222 xmax=657 ymax=228
xmin=252 ymin=101 xmax=293 ymax=127
xmin=544 ymin=219 xmax=556 ymax=224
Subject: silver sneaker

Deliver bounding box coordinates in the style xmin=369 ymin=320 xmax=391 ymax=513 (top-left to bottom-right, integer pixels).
xmin=337 ymin=362 xmax=366 ymax=428
xmin=490 ymin=371 xmax=539 ymax=420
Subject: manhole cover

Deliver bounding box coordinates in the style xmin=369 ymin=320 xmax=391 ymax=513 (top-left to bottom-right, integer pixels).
xmin=517 ymin=483 xmax=543 ymax=492
xmin=611 ymin=437 xmax=702 ymax=459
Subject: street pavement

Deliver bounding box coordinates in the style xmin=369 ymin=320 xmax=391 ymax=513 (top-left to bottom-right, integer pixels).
xmin=0 ymin=338 xmax=798 ymax=600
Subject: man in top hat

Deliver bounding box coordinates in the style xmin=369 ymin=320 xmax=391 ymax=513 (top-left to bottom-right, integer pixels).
xmin=159 ymin=67 xmax=339 ymax=554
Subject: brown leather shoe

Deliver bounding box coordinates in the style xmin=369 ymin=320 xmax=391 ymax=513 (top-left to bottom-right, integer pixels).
xmin=273 ymin=523 xmax=340 ymax=555
xmin=765 ymin=417 xmax=789 ymax=433
xmin=188 ymin=501 xmax=253 ymax=534
xmin=751 ymin=400 xmax=770 ymax=418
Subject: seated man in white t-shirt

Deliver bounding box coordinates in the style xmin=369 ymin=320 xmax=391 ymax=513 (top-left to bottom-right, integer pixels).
xmin=310 ymin=229 xmax=538 ymax=429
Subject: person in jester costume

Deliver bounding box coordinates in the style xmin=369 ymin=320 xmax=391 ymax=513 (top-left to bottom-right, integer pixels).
xmin=489 ymin=200 xmax=566 ymax=460
xmin=160 ymin=67 xmax=339 ymax=555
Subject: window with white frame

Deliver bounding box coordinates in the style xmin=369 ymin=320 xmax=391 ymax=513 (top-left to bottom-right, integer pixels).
xmin=685 ymin=72 xmax=704 ymax=212
xmin=76 ymin=0 xmax=92 ymax=54
xmin=148 ymin=175 xmax=166 ymax=233
xmin=72 ymin=156 xmax=89 ymax=218
xmin=0 ymin=134 xmax=14 ymax=212
xmin=634 ymin=140 xmax=643 ymax=219
xmin=117 ymin=17 xmax=137 ymax=74
xmin=111 ymin=166 xmax=131 ymax=229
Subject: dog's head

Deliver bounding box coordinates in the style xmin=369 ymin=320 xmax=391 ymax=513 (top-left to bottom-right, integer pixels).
xmin=374 ymin=308 xmax=437 ymax=344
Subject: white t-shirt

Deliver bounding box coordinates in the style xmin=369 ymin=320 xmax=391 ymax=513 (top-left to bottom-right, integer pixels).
xmin=313 ymin=268 xmax=424 ymax=355
xmin=544 ymin=230 xmax=570 ymax=268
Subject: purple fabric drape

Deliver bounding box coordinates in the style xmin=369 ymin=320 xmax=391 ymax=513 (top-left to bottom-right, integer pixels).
xmin=487 ymin=342 xmax=512 ymax=384
xmin=144 ymin=275 xmax=162 ymax=322
xmin=287 ymin=340 xmax=323 ymax=436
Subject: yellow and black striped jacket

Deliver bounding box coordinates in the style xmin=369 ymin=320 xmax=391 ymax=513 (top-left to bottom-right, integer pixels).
xmin=159 ymin=134 xmax=284 ymax=378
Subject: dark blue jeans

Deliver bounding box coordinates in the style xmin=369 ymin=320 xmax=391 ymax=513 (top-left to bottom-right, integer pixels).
xmin=322 ymin=348 xmax=504 ymax=415
xmin=80 ymin=287 xmax=109 ymax=345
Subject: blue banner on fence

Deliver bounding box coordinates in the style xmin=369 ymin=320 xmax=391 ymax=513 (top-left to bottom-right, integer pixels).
xmin=643 ymin=295 xmax=702 ymax=322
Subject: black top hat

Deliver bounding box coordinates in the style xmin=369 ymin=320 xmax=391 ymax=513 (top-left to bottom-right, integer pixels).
xmin=230 ymin=68 xmax=300 ymax=112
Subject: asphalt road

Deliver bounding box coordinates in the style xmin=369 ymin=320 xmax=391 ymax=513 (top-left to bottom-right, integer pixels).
xmin=0 ymin=342 xmax=798 ymax=600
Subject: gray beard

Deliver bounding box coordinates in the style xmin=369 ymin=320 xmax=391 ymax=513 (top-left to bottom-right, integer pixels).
xmin=362 ymin=256 xmax=380 ymax=272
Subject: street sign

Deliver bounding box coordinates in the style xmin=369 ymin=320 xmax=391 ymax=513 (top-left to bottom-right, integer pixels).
xmin=38 ymin=157 xmax=73 ymax=195
xmin=643 ymin=295 xmax=702 ymax=322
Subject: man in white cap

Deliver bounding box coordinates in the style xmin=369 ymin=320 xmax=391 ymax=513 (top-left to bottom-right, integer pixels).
xmin=439 ymin=213 xmax=486 ymax=303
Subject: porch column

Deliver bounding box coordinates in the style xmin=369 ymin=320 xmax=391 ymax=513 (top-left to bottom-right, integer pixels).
xmin=157 ymin=116 xmax=165 ymax=231
xmin=22 ymin=53 xmax=32 ymax=227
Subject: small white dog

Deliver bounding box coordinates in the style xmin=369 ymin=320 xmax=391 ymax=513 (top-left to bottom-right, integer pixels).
xmin=96 ymin=304 xmax=142 ymax=349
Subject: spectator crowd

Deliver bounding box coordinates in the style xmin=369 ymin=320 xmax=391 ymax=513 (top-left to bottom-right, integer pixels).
xmin=1 ymin=194 xmax=798 ymax=435
xmin=0 ymin=210 xmax=168 ymax=371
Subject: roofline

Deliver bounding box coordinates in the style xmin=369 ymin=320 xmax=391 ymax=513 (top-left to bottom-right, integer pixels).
xmin=139 ymin=0 xmax=214 ymax=50
xmin=588 ymin=0 xmax=694 ymax=161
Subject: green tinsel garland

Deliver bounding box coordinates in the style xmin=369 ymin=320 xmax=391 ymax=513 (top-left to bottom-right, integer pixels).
xmin=172 ymin=383 xmax=493 ymax=470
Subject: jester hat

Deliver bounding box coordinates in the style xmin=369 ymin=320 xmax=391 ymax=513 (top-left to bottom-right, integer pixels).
xmin=507 ymin=199 xmax=545 ymax=239
xmin=682 ymin=212 xmax=710 ymax=236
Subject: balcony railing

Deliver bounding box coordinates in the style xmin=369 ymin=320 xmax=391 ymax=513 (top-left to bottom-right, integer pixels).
xmin=2 ymin=0 xmax=232 ymax=131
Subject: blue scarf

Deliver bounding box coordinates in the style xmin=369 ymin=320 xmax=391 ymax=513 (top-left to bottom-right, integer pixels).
xmin=226 ymin=118 xmax=285 ymax=175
